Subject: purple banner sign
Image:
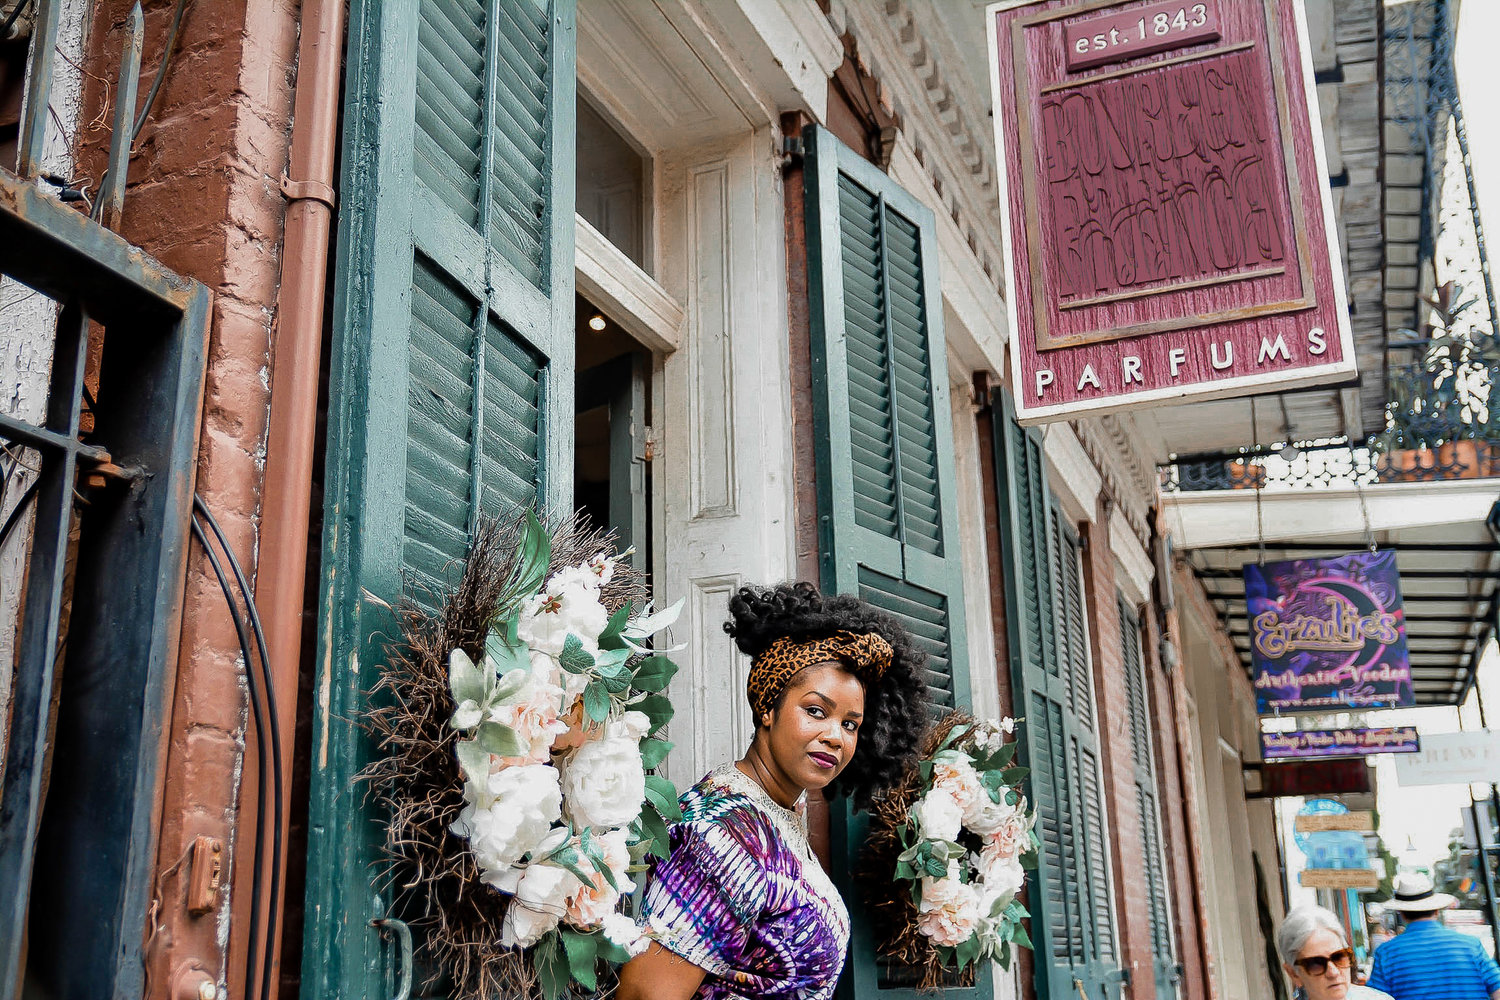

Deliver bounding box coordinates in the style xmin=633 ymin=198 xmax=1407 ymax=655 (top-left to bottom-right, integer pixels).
xmin=1262 ymin=727 xmax=1420 ymax=760
xmin=1245 ymin=551 xmax=1411 ymax=714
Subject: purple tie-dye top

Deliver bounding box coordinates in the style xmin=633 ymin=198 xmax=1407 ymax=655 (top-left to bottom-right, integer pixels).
xmin=639 ymin=765 xmax=850 ymax=1000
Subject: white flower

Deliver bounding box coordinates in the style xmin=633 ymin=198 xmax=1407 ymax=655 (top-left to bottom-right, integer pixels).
xmin=450 ymin=699 xmax=483 ymax=731
xmin=999 ymin=717 xmax=1016 ymax=735
xmin=914 ymin=788 xmax=964 ymax=843
xmin=609 ymin=711 xmax=652 ymax=742
xmin=964 ymin=789 xmax=1021 ymax=837
xmin=933 ymin=759 xmax=984 ymax=813
xmin=916 ymin=864 xmax=982 ymax=948
xmin=486 ymin=674 xmax=568 ymax=764
xmin=983 ymin=804 xmax=1033 ymax=859
xmin=976 ymin=849 xmax=1026 ymax=910
xmin=561 ymin=736 xmax=647 ymax=831
xmin=453 ymin=764 xmax=561 ymax=868
xmin=602 ymin=912 xmax=650 ymax=958
xmin=517 ymin=583 xmax=609 ymax=657
xmin=499 ymin=863 xmax=577 ymax=948
xmin=566 ymin=828 xmax=635 ymax=928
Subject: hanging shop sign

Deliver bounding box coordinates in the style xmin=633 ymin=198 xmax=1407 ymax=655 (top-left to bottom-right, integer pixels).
xmin=1299 ymin=869 xmax=1381 ymax=890
xmin=985 ymin=0 xmax=1356 ymax=422
xmin=1244 ymin=759 xmax=1372 ymax=799
xmin=1393 ymin=730 xmax=1500 ymax=787
xmin=1262 ymin=727 xmax=1420 ymax=761
xmin=1294 ymin=811 xmax=1374 ymax=833
xmin=1244 ymin=551 xmax=1411 ymax=714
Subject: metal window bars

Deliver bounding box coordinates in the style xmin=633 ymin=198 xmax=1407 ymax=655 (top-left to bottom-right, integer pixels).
xmin=0 ymin=3 xmax=211 ymax=998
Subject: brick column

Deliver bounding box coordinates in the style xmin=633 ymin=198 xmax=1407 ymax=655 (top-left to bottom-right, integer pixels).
xmin=79 ymin=0 xmax=298 ymax=995
xmin=1079 ymin=498 xmax=1154 ymax=998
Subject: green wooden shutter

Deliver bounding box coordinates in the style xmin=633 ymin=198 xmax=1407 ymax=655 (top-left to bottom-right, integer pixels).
xmin=802 ymin=124 xmax=982 ymax=1000
xmin=1119 ymin=597 xmax=1179 ymax=1000
xmin=991 ymin=393 xmax=1121 ymax=1000
xmin=303 ymin=1 xmax=575 ymax=996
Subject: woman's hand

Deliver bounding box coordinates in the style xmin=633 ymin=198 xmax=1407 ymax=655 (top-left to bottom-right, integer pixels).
xmin=615 ymin=942 xmax=708 ymax=1000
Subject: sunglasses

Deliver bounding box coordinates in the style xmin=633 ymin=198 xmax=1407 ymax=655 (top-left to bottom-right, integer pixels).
xmin=1295 ymin=949 xmax=1354 ymax=976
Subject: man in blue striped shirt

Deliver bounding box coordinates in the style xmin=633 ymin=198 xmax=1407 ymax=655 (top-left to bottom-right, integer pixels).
xmin=1368 ymin=875 xmax=1500 ymax=1000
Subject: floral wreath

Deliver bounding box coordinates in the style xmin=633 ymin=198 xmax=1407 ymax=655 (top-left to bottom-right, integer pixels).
xmin=362 ymin=512 xmax=680 ymax=1000
xmin=861 ymin=711 xmax=1038 ymax=991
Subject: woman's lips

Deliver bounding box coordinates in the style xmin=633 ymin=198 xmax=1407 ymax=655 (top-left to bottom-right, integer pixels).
xmin=809 ymin=751 xmax=838 ymax=769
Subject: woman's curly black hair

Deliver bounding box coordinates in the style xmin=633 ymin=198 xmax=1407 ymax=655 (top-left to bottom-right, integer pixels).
xmin=724 ymin=581 xmax=931 ymax=811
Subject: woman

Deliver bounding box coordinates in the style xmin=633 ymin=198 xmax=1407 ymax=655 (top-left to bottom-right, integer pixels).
xmin=1277 ymin=905 xmax=1393 ymax=1000
xmin=616 ymin=582 xmax=931 ymax=1000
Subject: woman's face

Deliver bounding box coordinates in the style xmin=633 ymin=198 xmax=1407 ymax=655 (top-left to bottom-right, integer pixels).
xmin=760 ymin=662 xmax=865 ymax=793
xmin=1286 ymin=928 xmax=1353 ymax=1000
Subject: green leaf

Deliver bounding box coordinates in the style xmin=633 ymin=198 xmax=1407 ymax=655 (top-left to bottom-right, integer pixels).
xmin=955 ymin=933 xmax=981 ymax=969
xmin=547 ymin=845 xmax=597 ymax=887
xmin=1011 ymin=922 xmax=1034 ymax=951
xmin=511 ymin=510 xmax=552 ymax=601
xmin=533 ymin=930 xmax=568 ymax=1000
xmin=454 ymin=739 xmax=490 ymax=782
xmin=634 ymin=694 xmax=674 ymax=734
xmin=485 ymin=629 xmax=530 ymax=680
xmin=644 ymin=774 xmax=682 ymax=822
xmin=475 ymin=722 xmax=527 ymax=758
xmin=489 ymin=667 xmax=529 ymax=706
xmin=598 ymin=604 xmax=631 ymax=650
xmin=583 ymin=680 xmax=611 ymax=723
xmin=917 ymin=760 xmax=934 ymax=784
xmin=560 ymin=634 xmax=595 ymax=674
xmin=561 ymin=927 xmax=599 ymax=991
xmin=448 ymin=649 xmax=486 ymax=706
xmin=1000 ymin=766 xmax=1029 ymax=784
xmin=640 ymin=737 xmax=673 ymax=770
xmin=637 ymin=801 xmax=671 ymax=859
xmin=937 ymin=722 xmax=972 ymax=753
xmin=596 ymin=935 xmax=632 ymax=965
xmin=598 ymin=666 xmax=634 ymax=695
xmin=895 ymin=860 xmax=915 ymax=880
xmin=630 ymin=656 xmax=679 ymax=693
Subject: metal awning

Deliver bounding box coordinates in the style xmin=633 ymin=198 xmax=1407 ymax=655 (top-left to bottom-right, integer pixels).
xmin=1162 ymin=479 xmax=1500 ymax=707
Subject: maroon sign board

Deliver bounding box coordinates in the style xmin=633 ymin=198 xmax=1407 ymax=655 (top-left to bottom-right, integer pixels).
xmin=986 ymin=0 xmax=1356 ymax=422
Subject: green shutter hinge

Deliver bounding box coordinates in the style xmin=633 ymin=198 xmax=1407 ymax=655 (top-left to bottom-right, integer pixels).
xmin=781 ymin=134 xmax=805 ymax=161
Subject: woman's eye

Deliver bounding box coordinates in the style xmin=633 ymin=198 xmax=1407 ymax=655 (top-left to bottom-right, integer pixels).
xmin=843 ymin=721 xmax=859 ymax=732
xmin=806 ymin=706 xmax=825 ymax=719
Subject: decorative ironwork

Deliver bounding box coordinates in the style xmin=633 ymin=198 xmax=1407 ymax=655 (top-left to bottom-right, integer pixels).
xmin=1160 ymin=437 xmax=1500 ymax=492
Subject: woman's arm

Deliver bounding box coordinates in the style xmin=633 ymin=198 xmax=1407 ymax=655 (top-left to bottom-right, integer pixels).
xmin=615 ymin=942 xmax=708 ymax=1000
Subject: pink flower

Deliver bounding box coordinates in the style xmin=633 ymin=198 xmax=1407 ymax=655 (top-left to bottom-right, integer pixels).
xmin=565 ymin=828 xmax=635 ymax=928
xmin=487 ymin=676 xmax=569 ymax=764
xmin=916 ymin=865 xmax=982 ymax=948
xmin=983 ymin=807 xmax=1033 ymax=860
xmin=933 ymin=759 xmax=984 ymax=813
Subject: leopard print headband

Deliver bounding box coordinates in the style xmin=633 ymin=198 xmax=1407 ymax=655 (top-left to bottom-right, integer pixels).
xmin=746 ymin=629 xmax=894 ymax=719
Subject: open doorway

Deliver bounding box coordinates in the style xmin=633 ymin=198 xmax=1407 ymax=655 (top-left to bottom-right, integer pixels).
xmin=575 ymin=292 xmax=650 ymax=573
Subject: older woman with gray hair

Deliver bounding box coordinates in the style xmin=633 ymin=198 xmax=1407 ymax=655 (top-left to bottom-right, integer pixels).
xmin=1277 ymin=905 xmax=1392 ymax=1000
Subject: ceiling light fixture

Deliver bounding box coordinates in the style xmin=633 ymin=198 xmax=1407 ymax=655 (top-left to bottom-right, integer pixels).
xmin=587 ymin=314 xmax=607 ymax=332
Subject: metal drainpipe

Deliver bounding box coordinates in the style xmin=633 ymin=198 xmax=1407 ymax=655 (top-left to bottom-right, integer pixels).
xmin=223 ymin=0 xmax=345 ymax=994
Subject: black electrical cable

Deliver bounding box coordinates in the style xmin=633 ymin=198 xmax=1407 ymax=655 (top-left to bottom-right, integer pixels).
xmin=189 ymin=514 xmax=272 ymax=1000
xmin=0 ymin=477 xmax=41 ymax=549
xmin=130 ymin=0 xmax=191 ymax=142
xmin=0 ymin=0 xmax=33 ymax=40
xmin=190 ymin=493 xmax=283 ymax=1000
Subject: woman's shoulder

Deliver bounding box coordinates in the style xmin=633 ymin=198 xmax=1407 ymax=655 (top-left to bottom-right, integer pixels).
xmin=1351 ymin=984 xmax=1394 ymax=1000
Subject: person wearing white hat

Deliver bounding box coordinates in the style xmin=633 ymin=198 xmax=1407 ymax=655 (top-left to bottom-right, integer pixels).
xmin=1277 ymin=904 xmax=1393 ymax=1000
xmin=1367 ymin=873 xmax=1500 ymax=1000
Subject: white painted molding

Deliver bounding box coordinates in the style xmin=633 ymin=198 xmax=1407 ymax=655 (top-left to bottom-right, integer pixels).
xmin=1042 ymin=423 xmax=1103 ymax=526
xmin=1162 ymin=478 xmax=1500 ymax=550
xmin=575 ymin=215 xmax=685 ymax=354
xmin=686 ymin=162 xmax=738 ymax=520
xmin=1111 ymin=506 xmax=1155 ymax=607
xmin=950 ymin=375 xmax=1002 ymax=721
xmin=683 ymin=573 xmax=749 ymax=785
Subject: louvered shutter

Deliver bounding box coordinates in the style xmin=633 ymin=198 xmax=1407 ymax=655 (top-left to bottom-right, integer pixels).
xmin=992 ymin=393 xmax=1121 ymax=1000
xmin=1119 ymin=597 xmax=1179 ymax=1000
xmin=304 ymin=1 xmax=575 ymax=995
xmin=802 ymin=125 xmax=981 ymax=1000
